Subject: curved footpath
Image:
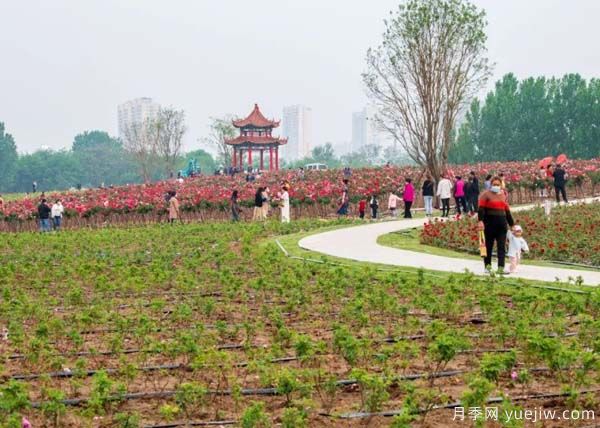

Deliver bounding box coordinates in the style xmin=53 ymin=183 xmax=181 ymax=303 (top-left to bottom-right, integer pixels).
xmin=299 ymin=198 xmax=600 ymax=286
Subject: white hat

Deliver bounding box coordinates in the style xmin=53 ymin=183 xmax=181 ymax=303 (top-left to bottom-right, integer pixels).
xmin=513 ymin=225 xmax=522 ymax=232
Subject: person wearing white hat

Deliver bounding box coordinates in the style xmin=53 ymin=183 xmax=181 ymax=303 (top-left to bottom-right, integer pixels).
xmin=507 ymin=225 xmax=529 ymax=273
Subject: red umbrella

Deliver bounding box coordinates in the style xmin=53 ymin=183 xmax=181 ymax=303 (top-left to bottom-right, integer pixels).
xmin=556 ymin=153 xmax=568 ymax=164
xmin=538 ymin=157 xmax=553 ymax=168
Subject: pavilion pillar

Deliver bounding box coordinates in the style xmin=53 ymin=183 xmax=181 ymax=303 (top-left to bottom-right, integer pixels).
xmin=239 ymin=149 xmax=243 ymax=169
xmin=232 ymin=148 xmax=237 ymax=167
xmin=248 ymin=147 xmax=252 ymax=170
xmin=269 ymin=147 xmax=273 ymax=171
xmin=260 ymin=150 xmax=264 ymax=171
xmin=275 ymin=146 xmax=279 ymax=171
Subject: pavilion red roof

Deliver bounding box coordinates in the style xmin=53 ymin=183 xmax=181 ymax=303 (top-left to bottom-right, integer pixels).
xmin=232 ymin=104 xmax=280 ymax=128
xmin=225 ymin=135 xmax=287 ymax=146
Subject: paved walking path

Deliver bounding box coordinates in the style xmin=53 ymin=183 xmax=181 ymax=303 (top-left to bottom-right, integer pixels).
xmin=299 ymin=198 xmax=600 ymax=286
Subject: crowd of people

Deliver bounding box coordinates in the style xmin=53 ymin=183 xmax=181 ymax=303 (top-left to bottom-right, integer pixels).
xmin=334 ymin=163 xmax=572 ymax=274
xmin=24 ymin=162 xmax=568 ymax=270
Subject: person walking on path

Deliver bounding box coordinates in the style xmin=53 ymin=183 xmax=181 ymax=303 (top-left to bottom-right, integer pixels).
xmin=168 ymin=191 xmax=180 ymax=224
xmin=437 ymin=174 xmax=452 ymax=218
xmin=37 ymin=199 xmax=51 ymax=232
xmin=32 ymin=181 xmax=37 ymax=193
xmin=369 ymin=193 xmax=379 ymax=219
xmin=403 ymin=178 xmax=414 ymax=218
xmin=230 ymin=190 xmax=241 ymax=222
xmin=552 ymin=164 xmax=568 ymax=203
xmin=51 ymin=199 xmax=64 ymax=230
xmin=478 ymin=176 xmax=515 ymax=274
xmin=280 ymin=184 xmax=290 ymax=223
xmin=337 ymin=179 xmax=350 ymax=216
xmin=466 ymin=171 xmax=479 ymax=215
xmin=507 ymin=225 xmax=529 ymax=273
xmin=454 ymin=176 xmax=467 ymax=215
xmin=422 ymin=175 xmax=434 ymax=217
xmin=388 ymin=191 xmax=400 ymax=218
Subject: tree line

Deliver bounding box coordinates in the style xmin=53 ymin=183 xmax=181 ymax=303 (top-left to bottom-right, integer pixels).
xmin=450 ymin=73 xmax=600 ymax=163
xmin=0 ymin=126 xmax=215 ymax=193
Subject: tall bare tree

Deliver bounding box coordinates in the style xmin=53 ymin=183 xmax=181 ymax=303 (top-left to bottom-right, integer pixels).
xmin=152 ymin=107 xmax=186 ymax=177
xmin=121 ymin=118 xmax=156 ymax=183
xmin=203 ymin=116 xmax=236 ymax=167
xmin=363 ymin=0 xmax=492 ymax=181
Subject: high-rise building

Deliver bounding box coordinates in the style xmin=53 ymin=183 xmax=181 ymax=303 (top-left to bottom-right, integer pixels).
xmin=281 ymin=105 xmax=312 ymax=161
xmin=117 ymin=97 xmax=160 ymax=139
xmin=351 ymin=105 xmax=382 ymax=152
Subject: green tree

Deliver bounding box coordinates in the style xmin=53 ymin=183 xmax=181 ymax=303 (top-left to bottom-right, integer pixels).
xmin=72 ymin=130 xmax=139 ymax=187
xmin=450 ymin=73 xmax=600 ymax=162
xmin=449 ymin=99 xmax=481 ymax=163
xmin=177 ymin=149 xmax=216 ymax=175
xmin=311 ymin=143 xmax=336 ymax=164
xmin=13 ymin=149 xmax=80 ymax=192
xmin=0 ymin=122 xmax=18 ymax=192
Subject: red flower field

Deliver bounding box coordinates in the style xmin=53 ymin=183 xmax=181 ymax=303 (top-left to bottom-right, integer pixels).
xmin=421 ymin=202 xmax=600 ymax=266
xmin=2 ymin=159 xmax=600 ymax=224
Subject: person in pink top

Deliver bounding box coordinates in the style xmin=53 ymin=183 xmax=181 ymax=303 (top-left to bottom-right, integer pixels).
xmin=402 ymin=177 xmax=414 ymax=218
xmin=454 ymin=176 xmax=467 ymax=215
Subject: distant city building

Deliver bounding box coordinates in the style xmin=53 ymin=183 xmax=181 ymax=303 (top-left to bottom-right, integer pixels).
xmin=117 ymin=97 xmax=160 ymax=139
xmin=281 ymin=105 xmax=312 ymax=161
xmin=351 ymin=105 xmax=383 ymax=152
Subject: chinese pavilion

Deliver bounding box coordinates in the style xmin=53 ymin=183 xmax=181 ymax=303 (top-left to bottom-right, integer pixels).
xmin=226 ymin=104 xmax=287 ymax=171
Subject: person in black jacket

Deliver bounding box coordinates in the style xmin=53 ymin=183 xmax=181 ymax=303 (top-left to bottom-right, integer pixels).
xmin=465 ymin=171 xmax=480 ymax=215
xmin=37 ymin=199 xmax=52 ymax=232
xmin=552 ymin=164 xmax=568 ymax=203
xmin=369 ymin=193 xmax=379 ymax=219
xmin=422 ymin=174 xmax=434 ymax=217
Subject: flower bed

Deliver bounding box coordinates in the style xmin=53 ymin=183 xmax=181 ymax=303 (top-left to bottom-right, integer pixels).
xmin=421 ymin=202 xmax=600 ymax=266
xmin=2 ymin=159 xmax=600 ymax=229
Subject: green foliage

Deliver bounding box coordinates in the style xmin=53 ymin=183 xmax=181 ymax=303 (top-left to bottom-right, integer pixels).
xmin=281 ymin=407 xmax=308 ymax=428
xmin=479 ymin=351 xmax=517 ymax=383
xmin=114 ymin=412 xmax=141 ymax=428
xmin=350 ymin=368 xmax=390 ymax=412
xmin=240 ymin=402 xmax=271 ymax=428
xmin=0 ymin=380 xmax=29 ymax=418
xmin=461 ymin=376 xmax=495 ymax=426
xmin=40 ymin=388 xmax=66 ymax=427
xmin=159 ymin=404 xmax=180 ymax=421
xmin=174 ymin=382 xmax=208 ymax=417
xmin=450 ymin=73 xmax=600 ymax=162
xmin=87 ymin=370 xmax=125 ymax=415
xmin=0 ymin=218 xmax=598 ymax=425
xmin=333 ymin=325 xmax=362 ymax=366
xmin=0 ymin=126 xmax=217 ymax=192
xmin=0 ymin=122 xmax=18 ymax=192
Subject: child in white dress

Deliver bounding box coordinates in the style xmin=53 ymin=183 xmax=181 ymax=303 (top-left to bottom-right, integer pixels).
xmin=507 ymin=225 xmax=529 ymax=273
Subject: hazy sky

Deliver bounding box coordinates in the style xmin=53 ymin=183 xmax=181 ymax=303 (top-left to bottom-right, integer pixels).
xmin=1 ymin=0 xmax=599 ymax=153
